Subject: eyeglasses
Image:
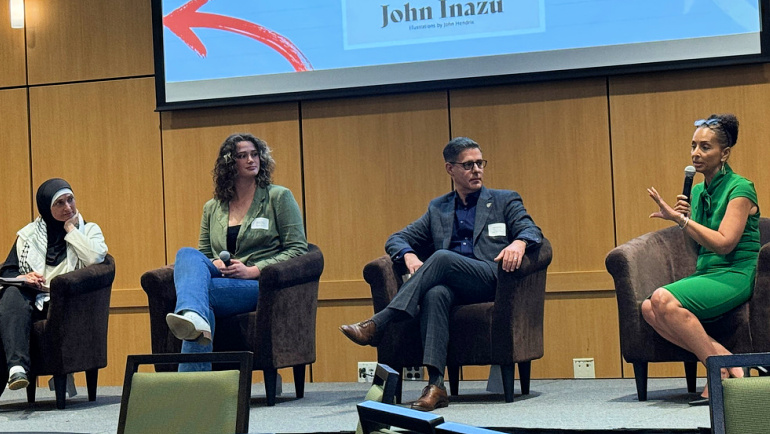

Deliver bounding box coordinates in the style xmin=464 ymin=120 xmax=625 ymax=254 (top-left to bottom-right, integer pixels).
xmin=449 ymin=159 xmax=487 ymax=170
xmin=694 ymin=118 xmax=720 ymax=128
xmin=234 ymin=150 xmax=260 ymax=160
xmin=694 ymin=118 xmax=732 ymax=146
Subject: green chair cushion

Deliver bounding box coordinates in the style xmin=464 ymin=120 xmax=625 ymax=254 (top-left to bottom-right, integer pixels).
xmin=723 ymin=377 xmax=770 ymax=434
xmin=123 ymin=370 xmax=241 ymax=434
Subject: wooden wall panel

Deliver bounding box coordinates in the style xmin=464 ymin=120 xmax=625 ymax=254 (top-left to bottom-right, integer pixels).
xmin=302 ymin=92 xmax=452 ymax=298
xmin=315 ymin=301 xmax=379 ymax=382
xmin=450 ymin=79 xmax=615 ymax=292
xmin=28 ymin=78 xmax=164 ymax=291
xmin=303 ymin=92 xmax=451 ymax=381
xmin=160 ymin=104 xmax=303 ymax=262
xmin=535 ymin=292 xmax=622 ymax=378
xmin=0 ymin=5 xmax=26 ymax=88
xmin=610 ymin=64 xmax=770 ymax=244
xmin=25 ymin=0 xmax=153 ymax=84
xmin=101 ymin=309 xmax=154 ymax=385
xmin=0 ymin=88 xmax=32 ymax=253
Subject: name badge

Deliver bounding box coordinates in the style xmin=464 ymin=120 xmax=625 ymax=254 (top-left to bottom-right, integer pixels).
xmin=251 ymin=217 xmax=269 ymax=230
xmin=488 ymin=223 xmax=506 ymax=237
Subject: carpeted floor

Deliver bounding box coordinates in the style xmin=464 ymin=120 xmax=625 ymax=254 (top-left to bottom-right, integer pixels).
xmin=0 ymin=378 xmax=713 ymax=434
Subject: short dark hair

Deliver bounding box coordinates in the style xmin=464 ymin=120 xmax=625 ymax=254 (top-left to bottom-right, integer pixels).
xmin=697 ymin=113 xmax=739 ymax=148
xmin=212 ymin=133 xmax=276 ymax=202
xmin=443 ymin=137 xmax=481 ymax=162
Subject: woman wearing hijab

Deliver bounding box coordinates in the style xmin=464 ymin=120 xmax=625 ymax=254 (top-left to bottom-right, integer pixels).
xmin=0 ymin=178 xmax=108 ymax=391
xmin=165 ymin=133 xmax=307 ymax=371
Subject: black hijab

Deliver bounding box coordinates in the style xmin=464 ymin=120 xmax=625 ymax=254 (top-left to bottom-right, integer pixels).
xmin=36 ymin=178 xmax=72 ymax=266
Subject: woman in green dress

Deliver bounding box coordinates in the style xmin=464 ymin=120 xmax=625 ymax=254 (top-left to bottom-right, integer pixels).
xmin=644 ymin=113 xmax=760 ymax=403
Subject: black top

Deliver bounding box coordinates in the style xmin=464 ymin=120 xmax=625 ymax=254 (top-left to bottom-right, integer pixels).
xmin=226 ymin=225 xmax=240 ymax=255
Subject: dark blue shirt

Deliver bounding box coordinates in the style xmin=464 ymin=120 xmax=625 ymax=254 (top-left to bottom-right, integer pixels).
xmin=394 ymin=190 xmax=482 ymax=262
xmin=448 ymin=190 xmax=480 ymax=258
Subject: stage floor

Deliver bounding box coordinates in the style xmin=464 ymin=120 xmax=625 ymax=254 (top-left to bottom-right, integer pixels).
xmin=0 ymin=378 xmax=712 ymax=433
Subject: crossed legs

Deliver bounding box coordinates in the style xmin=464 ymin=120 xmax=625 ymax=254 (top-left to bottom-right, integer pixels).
xmin=340 ymin=250 xmax=496 ymax=409
xmin=641 ymin=287 xmax=742 ymax=397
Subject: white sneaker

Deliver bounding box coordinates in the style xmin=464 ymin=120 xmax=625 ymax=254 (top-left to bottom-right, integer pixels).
xmin=166 ymin=311 xmax=211 ymax=346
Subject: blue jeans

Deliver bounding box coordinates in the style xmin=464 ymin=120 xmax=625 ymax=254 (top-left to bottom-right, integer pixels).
xmin=173 ymin=247 xmax=260 ymax=371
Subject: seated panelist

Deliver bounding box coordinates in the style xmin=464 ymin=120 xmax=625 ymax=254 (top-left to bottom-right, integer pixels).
xmin=644 ymin=113 xmax=759 ymax=405
xmin=0 ymin=178 xmax=108 ymax=391
xmin=165 ymin=133 xmax=308 ymax=371
xmin=340 ymin=137 xmax=543 ymax=411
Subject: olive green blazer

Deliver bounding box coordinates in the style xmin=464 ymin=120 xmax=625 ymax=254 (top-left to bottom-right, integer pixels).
xmin=198 ymin=184 xmax=307 ymax=271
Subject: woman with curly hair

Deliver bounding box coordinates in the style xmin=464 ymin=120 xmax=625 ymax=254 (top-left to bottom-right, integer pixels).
xmin=645 ymin=113 xmax=759 ymax=404
xmin=166 ymin=133 xmax=307 ymax=370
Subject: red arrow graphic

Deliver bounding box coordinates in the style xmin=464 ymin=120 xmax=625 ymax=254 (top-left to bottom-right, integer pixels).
xmin=164 ymin=0 xmax=312 ymax=72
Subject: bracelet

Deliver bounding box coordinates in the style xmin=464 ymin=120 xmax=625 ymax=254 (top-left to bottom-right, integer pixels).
xmin=678 ymin=215 xmax=690 ymax=230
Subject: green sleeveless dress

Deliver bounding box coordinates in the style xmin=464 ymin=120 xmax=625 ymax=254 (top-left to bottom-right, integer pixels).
xmin=664 ymin=163 xmax=760 ymax=320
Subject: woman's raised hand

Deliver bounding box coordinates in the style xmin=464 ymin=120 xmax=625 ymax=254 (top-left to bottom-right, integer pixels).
xmin=648 ymin=187 xmax=681 ymax=222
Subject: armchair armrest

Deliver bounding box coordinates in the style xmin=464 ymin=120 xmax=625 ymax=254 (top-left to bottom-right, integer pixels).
xmin=491 ymin=238 xmax=552 ymax=361
xmin=363 ymin=256 xmax=402 ymax=313
xmin=140 ymin=265 xmax=179 ymax=356
xmin=606 ymin=226 xmax=697 ymax=305
xmin=606 ymin=226 xmax=698 ymax=361
xmin=49 ymin=254 xmax=116 ymax=299
xmin=45 ymin=254 xmax=115 ymax=367
xmin=252 ymin=244 xmax=324 ymax=368
xmin=259 ymin=244 xmax=324 ymax=290
xmin=750 ymin=242 xmax=770 ymax=352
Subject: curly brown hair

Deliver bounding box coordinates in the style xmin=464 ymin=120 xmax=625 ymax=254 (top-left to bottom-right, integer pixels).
xmin=212 ymin=133 xmax=276 ymax=202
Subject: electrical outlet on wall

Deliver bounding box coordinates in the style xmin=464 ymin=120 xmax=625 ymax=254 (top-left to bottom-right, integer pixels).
xmin=573 ymin=358 xmax=595 ymax=378
xmin=403 ymin=366 xmax=425 ymax=381
xmin=358 ymin=362 xmax=377 ymax=383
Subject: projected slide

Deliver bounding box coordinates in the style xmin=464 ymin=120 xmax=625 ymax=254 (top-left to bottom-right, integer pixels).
xmin=156 ymin=0 xmax=763 ymax=107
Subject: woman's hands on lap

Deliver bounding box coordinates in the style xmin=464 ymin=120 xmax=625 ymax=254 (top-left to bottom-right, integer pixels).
xmin=218 ymin=258 xmax=261 ymax=279
xmin=20 ymin=271 xmax=45 ymax=289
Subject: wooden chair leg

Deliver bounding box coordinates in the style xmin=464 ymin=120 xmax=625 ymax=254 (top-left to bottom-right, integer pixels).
xmin=53 ymin=374 xmax=67 ymax=409
xmin=633 ymin=362 xmax=648 ymax=401
xmin=447 ymin=365 xmax=460 ymax=396
xmin=26 ymin=374 xmax=37 ymax=404
xmin=264 ymin=368 xmax=278 ymax=406
xmin=86 ymin=369 xmax=99 ymax=402
xmin=501 ymin=364 xmax=516 ymax=403
xmin=292 ymin=365 xmax=306 ymax=399
xmin=684 ymin=361 xmax=698 ymax=393
xmin=518 ymin=361 xmax=532 ymax=395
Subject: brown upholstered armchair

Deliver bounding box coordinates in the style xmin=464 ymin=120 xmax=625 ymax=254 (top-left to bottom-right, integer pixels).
xmin=140 ymin=244 xmax=323 ymax=406
xmin=605 ymin=218 xmax=770 ymax=401
xmin=363 ymin=238 xmax=552 ymax=403
xmin=0 ymin=254 xmax=116 ymax=409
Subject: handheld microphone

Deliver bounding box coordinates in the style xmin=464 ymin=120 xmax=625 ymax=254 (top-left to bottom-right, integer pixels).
xmin=219 ymin=250 xmax=231 ymax=267
xmin=682 ymin=166 xmax=696 ymax=203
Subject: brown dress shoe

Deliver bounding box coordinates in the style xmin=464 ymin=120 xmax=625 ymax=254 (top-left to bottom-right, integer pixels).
xmin=411 ymin=385 xmax=449 ymax=411
xmin=339 ymin=319 xmax=378 ymax=346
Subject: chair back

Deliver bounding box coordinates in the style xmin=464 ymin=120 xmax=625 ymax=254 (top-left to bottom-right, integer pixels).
xmin=357 ymin=400 xmax=443 ymax=434
xmin=356 ymin=364 xmax=400 ymax=434
xmin=707 ymin=353 xmax=770 ymax=434
xmin=117 ymin=352 xmax=252 ymax=434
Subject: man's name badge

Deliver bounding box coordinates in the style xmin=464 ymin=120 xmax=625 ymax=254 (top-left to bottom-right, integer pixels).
xmin=488 ymin=223 xmax=506 ymax=237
